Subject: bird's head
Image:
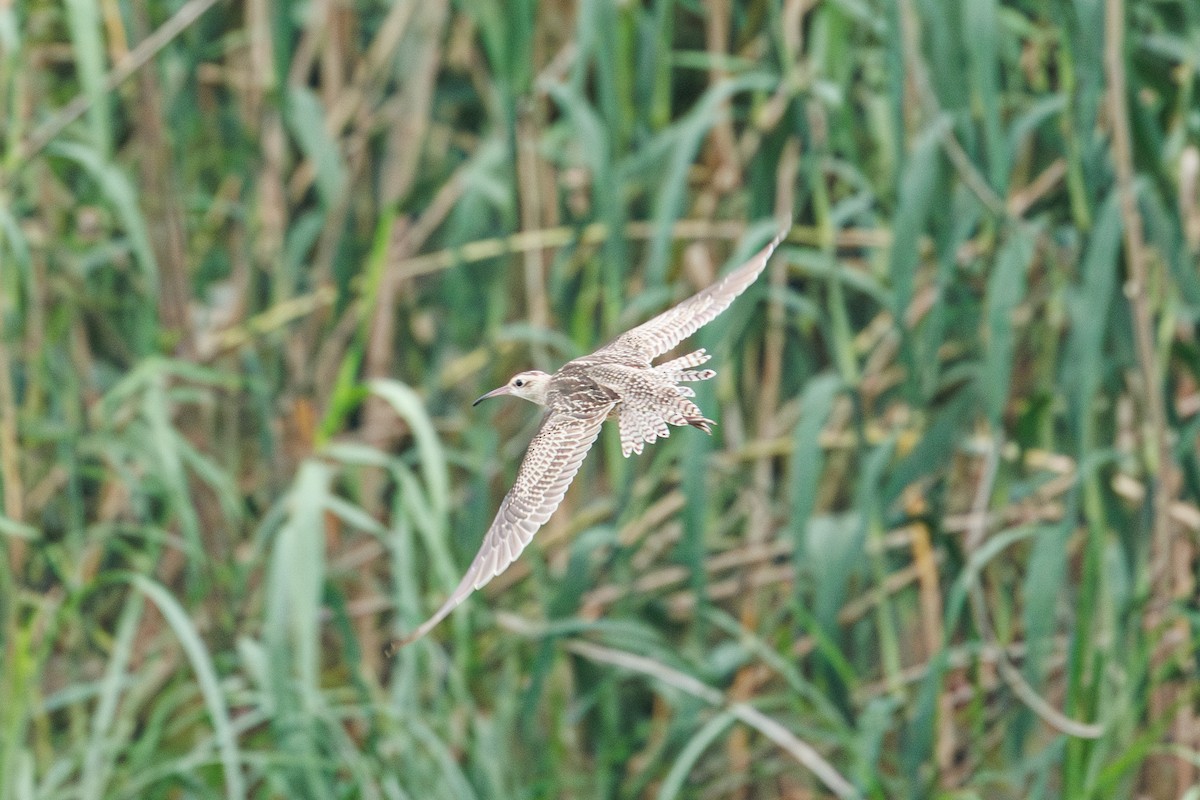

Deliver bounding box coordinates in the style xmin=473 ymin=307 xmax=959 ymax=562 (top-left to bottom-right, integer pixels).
xmin=474 ymin=370 xmax=551 ymax=407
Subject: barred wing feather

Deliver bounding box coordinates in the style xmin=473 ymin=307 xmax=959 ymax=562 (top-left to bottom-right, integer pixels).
xmin=393 ymin=405 xmax=612 ymax=647
xmin=594 ymin=231 xmax=786 ymax=362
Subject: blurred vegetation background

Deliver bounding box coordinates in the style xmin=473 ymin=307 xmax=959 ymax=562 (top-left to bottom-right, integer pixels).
xmin=1 ymin=0 xmax=1199 ymax=797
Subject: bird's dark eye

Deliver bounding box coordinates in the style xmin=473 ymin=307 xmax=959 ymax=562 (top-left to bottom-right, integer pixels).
xmin=514 ymin=379 xmax=524 ymax=387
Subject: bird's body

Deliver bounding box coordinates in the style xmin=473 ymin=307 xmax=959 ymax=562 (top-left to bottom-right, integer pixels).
xmin=389 ymin=229 xmax=786 ymax=650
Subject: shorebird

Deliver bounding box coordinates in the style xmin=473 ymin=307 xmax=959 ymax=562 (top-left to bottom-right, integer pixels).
xmin=390 ymin=228 xmax=786 ymax=650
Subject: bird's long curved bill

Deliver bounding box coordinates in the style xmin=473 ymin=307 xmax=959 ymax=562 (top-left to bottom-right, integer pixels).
xmin=473 ymin=385 xmax=511 ymax=406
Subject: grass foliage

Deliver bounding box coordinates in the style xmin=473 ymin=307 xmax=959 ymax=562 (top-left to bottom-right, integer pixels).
xmin=2 ymin=0 xmax=1200 ymax=797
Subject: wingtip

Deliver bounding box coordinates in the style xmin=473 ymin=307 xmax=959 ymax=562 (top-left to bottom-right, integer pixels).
xmin=746 ymin=225 xmax=788 ymax=268
xmin=385 ymin=591 xmax=468 ymax=655
xmin=769 ymin=225 xmax=790 ymax=250
xmin=383 ymin=624 xmax=432 ymax=656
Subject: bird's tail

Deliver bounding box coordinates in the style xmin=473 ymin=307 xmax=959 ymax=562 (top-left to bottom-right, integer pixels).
xmin=656 ymin=349 xmax=717 ymax=394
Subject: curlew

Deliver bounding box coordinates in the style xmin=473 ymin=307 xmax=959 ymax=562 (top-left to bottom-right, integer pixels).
xmin=390 ymin=228 xmax=786 ymax=650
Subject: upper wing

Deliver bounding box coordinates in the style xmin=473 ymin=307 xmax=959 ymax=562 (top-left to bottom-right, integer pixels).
xmin=593 ymin=230 xmax=786 ymax=362
xmin=392 ymin=405 xmax=613 ymax=648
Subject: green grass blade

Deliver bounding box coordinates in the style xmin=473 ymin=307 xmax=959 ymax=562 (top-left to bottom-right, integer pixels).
xmin=62 ymin=0 xmax=111 ymax=157
xmin=982 ymin=226 xmax=1035 ymax=424
xmin=130 ymin=575 xmax=246 ymax=800
xmin=655 ymin=710 xmax=737 ymax=800
xmin=48 ymin=141 xmax=159 ymax=301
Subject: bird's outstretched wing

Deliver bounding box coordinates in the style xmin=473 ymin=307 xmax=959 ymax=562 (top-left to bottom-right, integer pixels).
xmin=390 ymin=404 xmax=613 ymax=649
xmin=593 ymin=230 xmax=787 ymax=362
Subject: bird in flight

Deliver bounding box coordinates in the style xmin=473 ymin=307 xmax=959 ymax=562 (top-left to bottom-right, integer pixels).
xmin=389 ymin=228 xmax=787 ymax=651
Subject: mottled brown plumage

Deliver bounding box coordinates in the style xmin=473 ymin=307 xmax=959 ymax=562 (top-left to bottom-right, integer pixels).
xmin=389 ymin=229 xmax=786 ymax=650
